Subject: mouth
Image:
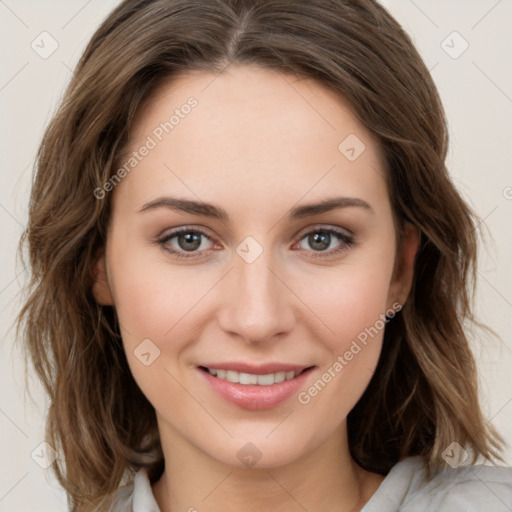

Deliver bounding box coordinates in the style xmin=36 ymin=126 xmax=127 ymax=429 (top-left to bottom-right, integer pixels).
xmin=198 ymin=365 xmax=314 ymax=386
xmin=197 ymin=363 xmax=317 ymax=410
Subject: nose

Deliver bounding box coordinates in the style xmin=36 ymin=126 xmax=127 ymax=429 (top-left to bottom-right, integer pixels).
xmin=217 ymin=247 xmax=296 ymax=345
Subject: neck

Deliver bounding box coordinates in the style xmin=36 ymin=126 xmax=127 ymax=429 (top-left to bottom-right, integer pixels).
xmin=151 ymin=420 xmax=384 ymax=512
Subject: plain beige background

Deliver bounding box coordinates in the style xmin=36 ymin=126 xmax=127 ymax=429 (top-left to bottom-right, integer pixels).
xmin=1 ymin=1 xmax=511 ymax=510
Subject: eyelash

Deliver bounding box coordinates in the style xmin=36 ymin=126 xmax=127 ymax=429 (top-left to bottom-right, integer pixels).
xmin=155 ymin=225 xmax=355 ymax=260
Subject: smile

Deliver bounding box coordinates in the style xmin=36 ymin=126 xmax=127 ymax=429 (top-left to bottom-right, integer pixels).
xmin=198 ymin=365 xmax=316 ymax=410
xmin=200 ymin=366 xmax=309 ymax=386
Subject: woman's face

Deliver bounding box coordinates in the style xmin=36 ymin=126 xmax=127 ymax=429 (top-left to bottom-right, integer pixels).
xmin=94 ymin=64 xmax=418 ymax=468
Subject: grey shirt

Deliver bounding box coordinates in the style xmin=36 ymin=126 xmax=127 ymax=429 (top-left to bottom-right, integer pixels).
xmin=110 ymin=455 xmax=512 ymax=511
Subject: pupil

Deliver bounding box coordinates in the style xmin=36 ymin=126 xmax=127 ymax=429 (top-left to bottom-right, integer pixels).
xmin=179 ymin=232 xmax=201 ymax=251
xmin=310 ymin=231 xmax=330 ymax=251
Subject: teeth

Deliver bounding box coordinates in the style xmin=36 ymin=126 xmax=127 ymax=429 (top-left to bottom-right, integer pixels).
xmin=274 ymin=371 xmax=286 ymax=383
xmin=206 ymin=368 xmax=300 ymax=385
xmin=226 ymin=370 xmax=239 ymax=383
xmin=240 ymin=373 xmax=258 ymax=385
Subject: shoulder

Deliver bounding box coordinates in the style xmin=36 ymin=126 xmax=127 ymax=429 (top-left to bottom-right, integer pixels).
xmin=108 ymin=467 xmax=161 ymax=512
xmin=363 ymin=456 xmax=512 ymax=512
xmin=418 ymin=460 xmax=512 ymax=511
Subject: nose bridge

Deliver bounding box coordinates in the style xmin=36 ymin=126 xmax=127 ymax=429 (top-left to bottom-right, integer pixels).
xmin=217 ymin=241 xmax=295 ymax=343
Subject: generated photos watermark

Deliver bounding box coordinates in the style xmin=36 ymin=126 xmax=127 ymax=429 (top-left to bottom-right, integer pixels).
xmin=94 ymin=96 xmax=198 ymax=199
xmin=297 ymin=301 xmax=402 ymax=405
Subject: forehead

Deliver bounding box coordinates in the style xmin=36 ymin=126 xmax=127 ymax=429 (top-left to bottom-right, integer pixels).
xmin=114 ymin=64 xmax=388 ymax=216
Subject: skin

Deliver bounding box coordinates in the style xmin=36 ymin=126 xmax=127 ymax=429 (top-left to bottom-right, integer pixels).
xmin=93 ymin=63 xmax=419 ymax=511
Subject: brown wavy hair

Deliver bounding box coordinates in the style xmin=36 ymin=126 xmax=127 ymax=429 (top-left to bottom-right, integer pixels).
xmin=17 ymin=0 xmax=506 ymax=509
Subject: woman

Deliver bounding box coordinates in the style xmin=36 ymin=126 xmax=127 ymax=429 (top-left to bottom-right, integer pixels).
xmin=17 ymin=0 xmax=512 ymax=510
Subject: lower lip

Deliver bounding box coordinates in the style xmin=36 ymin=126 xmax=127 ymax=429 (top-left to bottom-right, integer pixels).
xmin=198 ymin=367 xmax=315 ymax=410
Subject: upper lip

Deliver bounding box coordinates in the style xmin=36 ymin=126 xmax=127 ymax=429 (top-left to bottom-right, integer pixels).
xmin=199 ymin=362 xmax=315 ymax=374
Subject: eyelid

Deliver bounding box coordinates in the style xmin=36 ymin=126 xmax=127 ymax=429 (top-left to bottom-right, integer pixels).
xmin=158 ymin=225 xmax=215 ymax=242
xmin=294 ymin=223 xmax=354 ymax=239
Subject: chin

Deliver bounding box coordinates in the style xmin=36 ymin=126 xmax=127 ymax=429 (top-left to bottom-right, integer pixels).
xmin=200 ymin=429 xmax=318 ymax=470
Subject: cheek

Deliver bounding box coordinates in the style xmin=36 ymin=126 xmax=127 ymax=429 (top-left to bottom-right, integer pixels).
xmin=298 ymin=259 xmax=394 ymax=347
xmin=107 ymin=247 xmax=224 ymax=402
xmin=292 ymin=250 xmax=394 ymax=405
xmin=107 ymin=249 xmax=207 ymax=407
xmin=107 ymin=231 xmax=209 ymax=339
xmin=295 ymin=270 xmax=390 ymax=421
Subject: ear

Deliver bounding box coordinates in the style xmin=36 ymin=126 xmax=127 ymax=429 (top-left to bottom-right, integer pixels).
xmin=387 ymin=223 xmax=420 ymax=309
xmin=92 ymin=253 xmax=114 ymax=305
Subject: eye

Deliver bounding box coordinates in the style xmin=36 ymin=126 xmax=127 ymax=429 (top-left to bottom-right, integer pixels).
xmin=156 ymin=227 xmax=216 ymax=259
xmin=155 ymin=225 xmax=355 ymax=260
xmin=295 ymin=227 xmax=354 ymax=257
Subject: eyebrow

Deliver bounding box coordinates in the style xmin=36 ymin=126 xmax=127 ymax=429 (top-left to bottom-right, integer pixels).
xmin=138 ymin=196 xmax=373 ymax=220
